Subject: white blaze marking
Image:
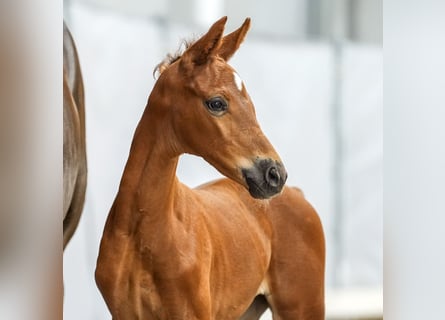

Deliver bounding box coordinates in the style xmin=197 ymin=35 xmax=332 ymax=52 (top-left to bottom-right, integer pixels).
xmin=233 ymin=72 xmax=243 ymax=91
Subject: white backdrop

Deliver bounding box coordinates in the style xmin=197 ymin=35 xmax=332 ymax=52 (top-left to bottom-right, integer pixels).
xmin=63 ymin=3 xmax=382 ymax=319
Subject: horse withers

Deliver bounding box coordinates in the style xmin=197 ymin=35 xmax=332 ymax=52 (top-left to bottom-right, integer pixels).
xmin=96 ymin=17 xmax=325 ymax=320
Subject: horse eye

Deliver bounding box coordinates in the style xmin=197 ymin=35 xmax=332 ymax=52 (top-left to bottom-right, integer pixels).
xmin=205 ymin=97 xmax=228 ymax=116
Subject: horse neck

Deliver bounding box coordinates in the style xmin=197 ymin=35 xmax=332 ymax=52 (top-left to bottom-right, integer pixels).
xmin=117 ymin=98 xmax=181 ymax=227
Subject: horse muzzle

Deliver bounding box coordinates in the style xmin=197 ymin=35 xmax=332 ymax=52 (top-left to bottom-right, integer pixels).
xmin=242 ymin=158 xmax=287 ymax=199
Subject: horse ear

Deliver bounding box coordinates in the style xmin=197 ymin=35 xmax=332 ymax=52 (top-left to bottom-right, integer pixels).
xmin=218 ymin=18 xmax=251 ymax=61
xmin=181 ymin=16 xmax=227 ymax=69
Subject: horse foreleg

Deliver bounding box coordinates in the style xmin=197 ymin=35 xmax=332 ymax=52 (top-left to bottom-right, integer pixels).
xmin=266 ymin=187 xmax=326 ymax=320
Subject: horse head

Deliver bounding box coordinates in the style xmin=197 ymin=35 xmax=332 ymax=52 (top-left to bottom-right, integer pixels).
xmin=151 ymin=17 xmax=287 ymax=199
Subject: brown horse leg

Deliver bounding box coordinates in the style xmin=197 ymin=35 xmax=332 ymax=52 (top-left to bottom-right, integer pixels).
xmin=269 ymin=307 xmax=325 ymax=320
xmin=266 ymin=188 xmax=326 ymax=320
xmin=63 ymin=168 xmax=87 ymax=249
xmin=267 ymin=280 xmax=324 ymax=320
xmin=239 ymin=295 xmax=269 ymax=320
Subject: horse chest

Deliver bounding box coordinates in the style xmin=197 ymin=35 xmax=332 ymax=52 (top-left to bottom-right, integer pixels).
xmin=136 ymin=214 xmax=267 ymax=308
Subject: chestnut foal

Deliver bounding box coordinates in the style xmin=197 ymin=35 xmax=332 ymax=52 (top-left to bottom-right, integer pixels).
xmin=96 ymin=17 xmax=325 ymax=320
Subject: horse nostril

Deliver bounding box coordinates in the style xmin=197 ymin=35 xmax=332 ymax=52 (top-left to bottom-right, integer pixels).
xmin=265 ymin=166 xmax=280 ymax=188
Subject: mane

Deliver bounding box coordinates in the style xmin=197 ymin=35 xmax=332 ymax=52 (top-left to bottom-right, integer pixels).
xmin=153 ymin=38 xmax=196 ymax=78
